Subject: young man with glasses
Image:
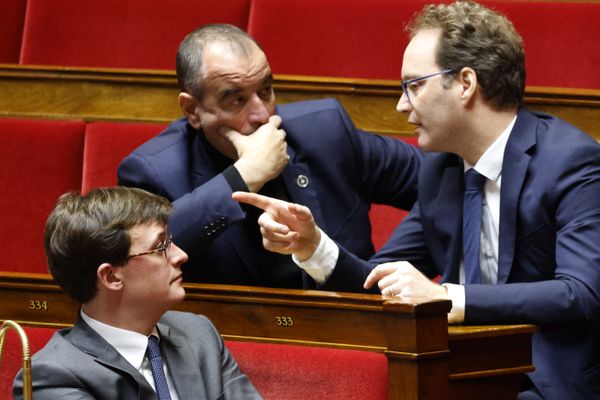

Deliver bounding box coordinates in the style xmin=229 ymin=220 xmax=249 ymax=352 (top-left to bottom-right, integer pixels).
xmin=234 ymin=2 xmax=600 ymax=398
xmin=13 ymin=187 xmax=261 ymax=399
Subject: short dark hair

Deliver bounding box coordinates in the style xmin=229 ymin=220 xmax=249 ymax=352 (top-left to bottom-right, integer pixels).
xmin=176 ymin=23 xmax=260 ymax=100
xmin=44 ymin=187 xmax=172 ymax=304
xmin=408 ymin=1 xmax=526 ymax=109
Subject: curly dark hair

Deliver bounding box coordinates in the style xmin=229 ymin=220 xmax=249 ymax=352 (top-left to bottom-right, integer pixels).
xmin=408 ymin=1 xmax=525 ymax=109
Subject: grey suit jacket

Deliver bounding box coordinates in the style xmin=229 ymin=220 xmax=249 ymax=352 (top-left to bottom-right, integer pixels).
xmin=13 ymin=311 xmax=262 ymax=400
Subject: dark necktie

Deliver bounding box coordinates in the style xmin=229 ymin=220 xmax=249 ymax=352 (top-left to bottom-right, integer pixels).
xmin=147 ymin=335 xmax=172 ymax=400
xmin=463 ymin=168 xmax=486 ymax=284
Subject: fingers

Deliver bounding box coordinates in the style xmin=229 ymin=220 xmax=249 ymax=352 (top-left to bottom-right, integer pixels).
xmin=268 ymin=114 xmax=282 ymax=129
xmin=257 ymin=212 xmax=290 ymax=235
xmin=257 ymin=213 xmax=301 ymax=255
xmin=287 ymin=202 xmax=314 ymax=222
xmin=219 ymin=125 xmax=244 ymax=145
xmin=363 ymin=262 xmax=400 ymax=290
xmin=232 ymin=192 xmax=283 ymax=212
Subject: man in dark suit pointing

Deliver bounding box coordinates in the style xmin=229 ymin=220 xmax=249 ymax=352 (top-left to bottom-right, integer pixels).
xmin=234 ymin=2 xmax=600 ymax=398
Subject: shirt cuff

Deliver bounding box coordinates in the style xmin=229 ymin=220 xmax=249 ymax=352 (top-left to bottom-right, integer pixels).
xmin=292 ymin=229 xmax=339 ymax=285
xmin=222 ymin=165 xmax=249 ymax=192
xmin=442 ymin=283 xmax=465 ymax=323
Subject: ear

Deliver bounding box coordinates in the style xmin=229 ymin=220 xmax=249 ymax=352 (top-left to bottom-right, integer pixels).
xmin=178 ymin=92 xmax=202 ymax=129
xmin=457 ymin=67 xmax=478 ymax=105
xmin=97 ymin=263 xmax=124 ymax=292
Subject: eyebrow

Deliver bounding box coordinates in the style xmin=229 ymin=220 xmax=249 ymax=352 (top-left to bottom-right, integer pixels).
xmin=401 ymin=74 xmax=419 ymax=83
xmin=220 ymin=87 xmax=243 ymax=102
xmin=263 ymin=74 xmax=274 ymax=86
xmin=219 ymin=73 xmax=274 ymax=102
xmin=148 ymin=229 xmax=167 ymax=249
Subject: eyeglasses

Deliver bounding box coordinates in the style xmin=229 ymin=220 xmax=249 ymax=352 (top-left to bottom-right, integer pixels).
xmin=400 ymin=69 xmax=455 ymax=104
xmin=127 ymin=234 xmax=172 ymax=260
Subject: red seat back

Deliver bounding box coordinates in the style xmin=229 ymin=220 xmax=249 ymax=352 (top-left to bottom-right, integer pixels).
xmin=0 ymin=0 xmax=27 ymax=63
xmin=20 ymin=0 xmax=251 ymax=69
xmin=82 ymin=121 xmax=166 ymax=193
xmin=484 ymin=1 xmax=600 ymax=89
xmin=0 ymin=118 xmax=85 ymax=273
xmin=249 ymin=0 xmax=425 ymax=80
xmin=225 ymin=340 xmax=388 ymax=400
xmin=1 ymin=326 xmax=56 ymax=400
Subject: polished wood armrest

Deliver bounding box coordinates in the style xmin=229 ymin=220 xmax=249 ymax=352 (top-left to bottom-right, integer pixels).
xmin=0 ymin=272 xmax=535 ymax=399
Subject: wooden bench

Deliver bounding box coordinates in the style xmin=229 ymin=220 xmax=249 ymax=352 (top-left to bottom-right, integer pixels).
xmin=0 ymin=271 xmax=535 ymax=400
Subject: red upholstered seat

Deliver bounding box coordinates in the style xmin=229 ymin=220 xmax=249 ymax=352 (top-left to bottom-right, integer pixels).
xmin=82 ymin=121 xmax=166 ymax=193
xmin=249 ymin=0 xmax=600 ymax=89
xmin=0 ymin=0 xmax=27 ymax=63
xmin=370 ymin=205 xmax=410 ymax=252
xmin=483 ymin=1 xmax=600 ymax=90
xmin=225 ymin=340 xmax=388 ymax=400
xmin=0 ymin=118 xmax=85 ymax=273
xmin=0 ymin=326 xmax=57 ymax=400
xmin=248 ymin=0 xmax=426 ymax=80
xmin=19 ymin=0 xmax=251 ymax=69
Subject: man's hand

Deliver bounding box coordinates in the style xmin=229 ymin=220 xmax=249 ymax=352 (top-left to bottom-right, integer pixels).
xmin=221 ymin=115 xmax=289 ymax=192
xmin=364 ymin=261 xmax=448 ymax=300
xmin=232 ymin=192 xmax=321 ymax=261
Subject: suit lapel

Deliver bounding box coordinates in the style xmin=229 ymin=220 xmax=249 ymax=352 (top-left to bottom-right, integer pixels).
xmin=497 ymin=110 xmax=536 ymax=283
xmin=222 ymin=146 xmax=326 ymax=281
xmin=435 ymin=158 xmax=465 ymax=283
xmin=157 ymin=323 xmax=207 ymax=399
xmin=281 ymin=146 xmax=326 ymax=227
xmin=68 ymin=316 xmax=157 ymax=400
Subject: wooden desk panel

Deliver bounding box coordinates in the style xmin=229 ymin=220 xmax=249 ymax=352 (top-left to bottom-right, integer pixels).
xmin=0 ymin=272 xmax=535 ymax=400
xmin=1 ymin=64 xmax=599 ymax=140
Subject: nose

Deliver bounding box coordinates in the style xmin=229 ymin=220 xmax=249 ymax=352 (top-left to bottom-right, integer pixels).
xmin=396 ymin=92 xmax=412 ymax=114
xmin=247 ymin=94 xmax=271 ymax=125
xmin=169 ymin=243 xmax=189 ymax=267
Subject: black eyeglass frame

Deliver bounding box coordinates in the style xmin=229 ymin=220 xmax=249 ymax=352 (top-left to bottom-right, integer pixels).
xmin=400 ymin=69 xmax=455 ymax=104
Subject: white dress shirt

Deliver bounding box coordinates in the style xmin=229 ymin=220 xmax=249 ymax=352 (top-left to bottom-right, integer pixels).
xmin=296 ymin=116 xmax=517 ymax=323
xmin=81 ymin=310 xmax=180 ymax=399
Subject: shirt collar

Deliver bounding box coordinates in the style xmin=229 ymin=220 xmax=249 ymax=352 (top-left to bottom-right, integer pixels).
xmin=80 ymin=310 xmax=157 ymax=370
xmin=463 ymin=115 xmax=517 ymax=181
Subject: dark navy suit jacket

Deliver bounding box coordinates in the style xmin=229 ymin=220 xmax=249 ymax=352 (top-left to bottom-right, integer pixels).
xmin=118 ymin=98 xmax=422 ymax=287
xmin=328 ymin=109 xmax=600 ymax=399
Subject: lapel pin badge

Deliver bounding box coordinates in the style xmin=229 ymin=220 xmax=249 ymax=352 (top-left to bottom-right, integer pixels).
xmin=296 ymin=175 xmax=309 ymax=188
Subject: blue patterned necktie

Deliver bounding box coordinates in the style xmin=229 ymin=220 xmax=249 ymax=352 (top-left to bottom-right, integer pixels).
xmin=147 ymin=335 xmax=172 ymax=400
xmin=463 ymin=168 xmax=487 ymax=284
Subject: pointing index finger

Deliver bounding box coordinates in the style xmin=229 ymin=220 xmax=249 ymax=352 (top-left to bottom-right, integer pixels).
xmin=232 ymin=191 xmax=279 ymax=212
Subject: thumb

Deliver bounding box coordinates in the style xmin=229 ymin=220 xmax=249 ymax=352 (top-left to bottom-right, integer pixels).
xmin=219 ymin=126 xmax=245 ymax=146
xmin=268 ymin=114 xmax=282 ymax=128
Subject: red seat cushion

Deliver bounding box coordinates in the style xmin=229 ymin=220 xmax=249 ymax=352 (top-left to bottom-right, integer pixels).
xmin=20 ymin=0 xmax=251 ymax=69
xmin=1 ymin=325 xmax=56 ymax=400
xmin=225 ymin=340 xmax=388 ymax=400
xmin=249 ymin=0 xmax=425 ymax=80
xmin=82 ymin=121 xmax=167 ymax=193
xmin=0 ymin=0 xmax=27 ymax=63
xmin=0 ymin=118 xmax=85 ymax=273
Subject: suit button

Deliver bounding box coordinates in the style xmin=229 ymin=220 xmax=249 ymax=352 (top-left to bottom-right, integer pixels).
xmin=296 ymin=175 xmax=309 ymax=188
